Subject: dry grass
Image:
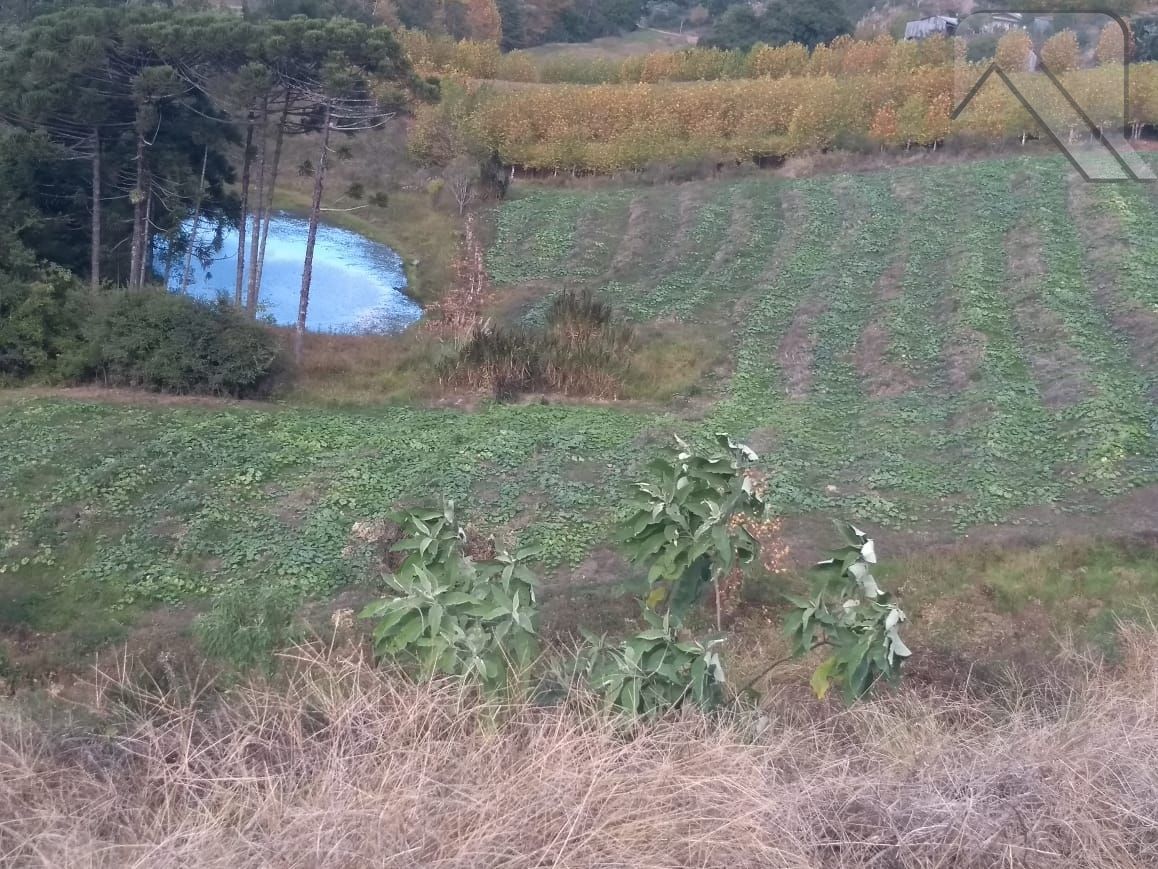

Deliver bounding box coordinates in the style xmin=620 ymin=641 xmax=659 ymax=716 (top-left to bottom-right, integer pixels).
xmin=289 ymin=331 xmax=454 ymax=406
xmin=440 ymin=290 xmax=635 ymax=400
xmin=5 ymin=629 xmax=1158 ymax=868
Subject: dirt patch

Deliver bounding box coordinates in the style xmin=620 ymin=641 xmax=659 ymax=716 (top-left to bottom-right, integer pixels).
xmin=855 ymin=320 xmax=918 ymax=398
xmin=1003 ymin=227 xmax=1093 ymax=410
xmin=605 ymin=194 xmax=650 ymax=280
xmin=706 ymin=194 xmax=754 ymax=276
xmin=661 ymin=185 xmax=705 ymax=269
xmin=854 ymin=254 xmax=920 ymax=399
xmin=1067 ymin=177 xmax=1158 ymax=384
xmin=778 ymin=299 xmax=825 ymax=399
xmin=944 ymin=326 xmax=987 ymax=393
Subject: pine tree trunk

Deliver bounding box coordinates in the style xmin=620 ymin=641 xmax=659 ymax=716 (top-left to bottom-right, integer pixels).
xmin=140 ymin=188 xmax=153 ymax=289
xmin=181 ymin=146 xmax=209 ymax=294
xmin=246 ymin=97 xmax=270 ymax=316
xmin=234 ymin=118 xmax=254 ymax=307
xmin=252 ymin=99 xmax=290 ymax=315
xmin=90 ymin=129 xmax=101 ymax=292
xmin=294 ymin=103 xmax=331 ymax=363
xmin=129 ymin=133 xmax=147 ymax=291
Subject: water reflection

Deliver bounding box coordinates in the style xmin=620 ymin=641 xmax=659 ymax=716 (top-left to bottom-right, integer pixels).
xmin=160 ymin=213 xmax=422 ymax=333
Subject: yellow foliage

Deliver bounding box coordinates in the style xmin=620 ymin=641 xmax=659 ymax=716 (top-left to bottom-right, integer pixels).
xmin=1041 ymin=30 xmax=1080 ymax=74
xmin=1096 ymin=23 xmax=1126 ymax=66
xmin=996 ymin=30 xmax=1033 ymax=72
xmin=449 ymin=57 xmax=1158 ymax=170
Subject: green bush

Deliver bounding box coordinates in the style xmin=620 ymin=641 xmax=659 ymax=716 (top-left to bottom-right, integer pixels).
xmin=360 ymin=501 xmax=541 ymax=690
xmin=966 ymin=34 xmax=999 ymax=63
xmin=194 ymin=583 xmax=304 ymax=675
xmin=0 ymin=260 xmax=89 ymax=383
xmin=81 ymin=292 xmax=287 ymax=397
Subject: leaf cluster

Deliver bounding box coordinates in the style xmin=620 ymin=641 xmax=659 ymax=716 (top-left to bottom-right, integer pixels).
xmin=785 ymin=520 xmax=911 ymax=703
xmin=621 ymin=433 xmax=765 ymax=621
xmin=581 ymin=609 xmax=726 ymax=718
xmin=360 ymin=501 xmax=540 ymax=689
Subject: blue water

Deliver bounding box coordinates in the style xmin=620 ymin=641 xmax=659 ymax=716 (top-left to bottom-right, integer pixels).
xmin=160 ymin=213 xmax=422 ymax=333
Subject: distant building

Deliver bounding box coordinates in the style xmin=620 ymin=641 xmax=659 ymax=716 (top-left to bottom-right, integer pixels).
xmin=904 ymin=16 xmax=959 ymax=41
xmin=985 ymin=12 xmax=1024 ymax=34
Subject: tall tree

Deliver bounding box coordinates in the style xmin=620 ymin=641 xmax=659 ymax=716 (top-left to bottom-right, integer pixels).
xmin=271 ymin=18 xmax=432 ymax=359
xmin=0 ymin=8 xmax=239 ymax=289
xmin=462 ymin=0 xmax=503 ymax=42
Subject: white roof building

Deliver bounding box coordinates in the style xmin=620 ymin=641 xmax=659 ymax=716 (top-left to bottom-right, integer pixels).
xmin=904 ymin=16 xmax=959 ymax=41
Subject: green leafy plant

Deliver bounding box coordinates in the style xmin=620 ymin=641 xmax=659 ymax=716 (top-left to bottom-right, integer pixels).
xmin=582 ymin=609 xmax=726 ymax=719
xmin=193 ymin=584 xmax=304 ymax=675
xmin=621 ymin=433 xmax=766 ymax=627
xmin=783 ymin=521 xmax=911 ymax=703
xmin=360 ymin=501 xmax=541 ymax=690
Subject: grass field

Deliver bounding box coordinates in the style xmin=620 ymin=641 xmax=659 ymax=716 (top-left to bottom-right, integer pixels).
xmin=490 ymin=155 xmax=1158 ymax=530
xmin=523 ymin=28 xmax=697 ymax=61
xmin=3 ymin=153 xmax=1158 ymax=674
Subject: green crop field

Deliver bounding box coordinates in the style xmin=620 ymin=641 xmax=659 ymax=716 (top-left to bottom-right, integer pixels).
xmin=3 ymin=154 xmax=1158 ymax=664
xmin=490 ymin=155 xmax=1158 ymax=529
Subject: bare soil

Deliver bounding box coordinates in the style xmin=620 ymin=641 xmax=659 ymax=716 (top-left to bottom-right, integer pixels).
xmin=605 ymin=194 xmax=650 ymax=280
xmin=1004 ymin=227 xmax=1093 ymax=410
xmin=854 ymin=253 xmax=920 ymax=398
xmin=777 ymin=299 xmax=825 ymax=398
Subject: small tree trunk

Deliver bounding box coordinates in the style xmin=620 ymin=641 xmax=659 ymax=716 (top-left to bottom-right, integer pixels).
xmin=245 ymin=97 xmax=270 ymax=316
xmin=181 ymin=146 xmax=209 ymax=294
xmin=90 ymin=129 xmax=101 ymax=291
xmin=234 ymin=117 xmax=255 ymax=307
xmin=294 ymin=102 xmax=331 ymax=362
xmin=252 ymin=99 xmax=291 ymax=316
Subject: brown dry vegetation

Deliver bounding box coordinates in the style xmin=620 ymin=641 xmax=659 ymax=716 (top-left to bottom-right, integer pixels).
xmin=4 ymin=631 xmax=1158 ymax=868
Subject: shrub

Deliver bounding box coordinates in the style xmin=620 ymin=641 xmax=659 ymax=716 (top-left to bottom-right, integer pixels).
xmin=81 ymin=291 xmax=287 ymax=397
xmin=966 ymin=34 xmax=999 ymax=63
xmin=582 ymin=609 xmax=727 ymax=718
xmin=359 ymin=501 xmax=540 ymax=689
xmin=782 ymin=520 xmax=910 ymax=702
xmin=440 ymin=289 xmax=634 ymax=399
xmin=0 ymin=260 xmax=89 ymax=382
xmin=621 ymin=433 xmax=766 ymax=628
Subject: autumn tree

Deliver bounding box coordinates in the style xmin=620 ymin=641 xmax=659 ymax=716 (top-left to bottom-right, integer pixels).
xmin=995 ymin=30 xmax=1033 ymax=72
xmin=1041 ymin=30 xmax=1080 ymax=73
xmin=372 ymin=0 xmax=402 ymax=27
xmin=463 ymin=0 xmax=503 ymax=42
xmin=1096 ymin=22 xmax=1126 ymax=65
xmin=869 ymin=102 xmax=899 ymax=149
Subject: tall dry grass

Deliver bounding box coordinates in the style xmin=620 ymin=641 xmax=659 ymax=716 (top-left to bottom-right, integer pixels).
xmin=440 ymin=289 xmax=635 ymax=400
xmin=3 ymin=631 xmax=1158 ymax=868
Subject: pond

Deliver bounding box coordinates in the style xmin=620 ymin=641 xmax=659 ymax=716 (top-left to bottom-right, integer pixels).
xmin=159 ymin=213 xmax=422 ymax=333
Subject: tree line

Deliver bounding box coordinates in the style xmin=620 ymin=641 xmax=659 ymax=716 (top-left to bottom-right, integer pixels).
xmin=399 ymin=23 xmax=1141 ymax=86
xmin=409 ymin=59 xmax=1155 ymax=173
xmin=0 ymin=7 xmax=431 ymax=363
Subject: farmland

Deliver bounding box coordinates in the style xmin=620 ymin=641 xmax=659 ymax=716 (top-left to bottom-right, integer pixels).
xmin=3 ymin=154 xmax=1158 ymax=665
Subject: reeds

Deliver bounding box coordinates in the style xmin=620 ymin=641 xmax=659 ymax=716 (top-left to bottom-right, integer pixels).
xmin=440 ymin=289 xmax=634 ymax=400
